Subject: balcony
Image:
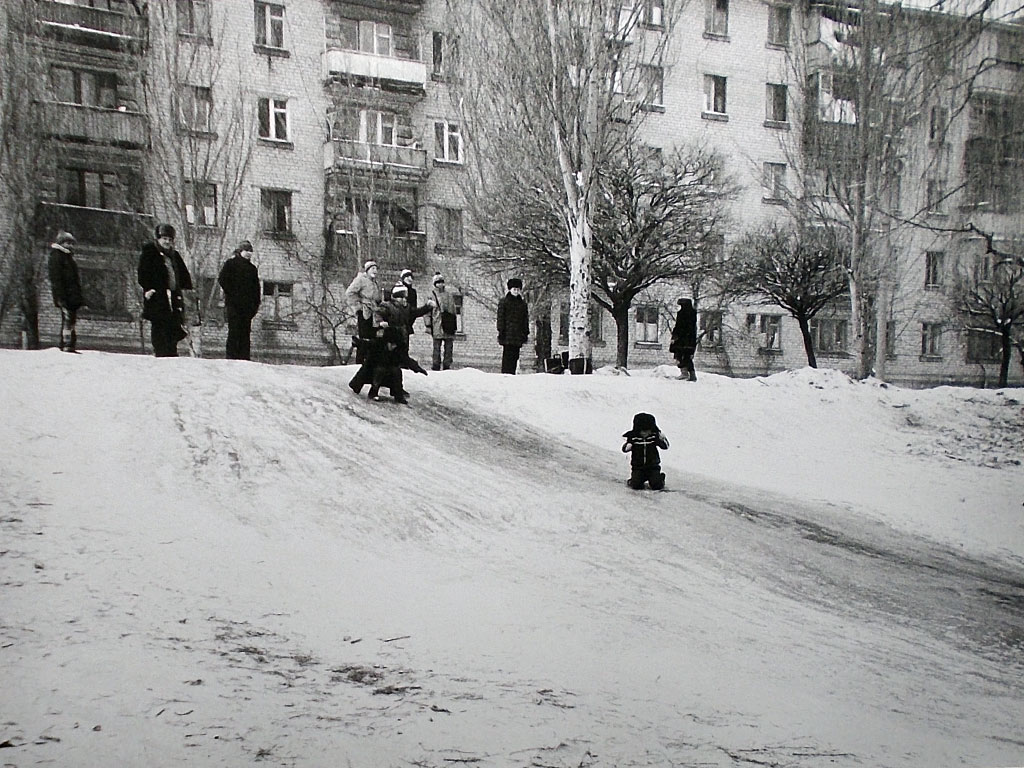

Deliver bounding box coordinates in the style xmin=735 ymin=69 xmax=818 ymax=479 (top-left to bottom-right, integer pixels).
xmin=327 ymin=232 xmax=427 ymax=278
xmin=323 ymin=139 xmax=428 ymax=180
xmin=342 ymin=0 xmax=425 ymax=12
xmin=37 ymin=102 xmax=148 ymax=149
xmin=322 ymin=48 xmax=427 ymax=93
xmin=36 ymin=202 xmax=153 ymax=248
xmin=36 ymin=1 xmax=147 ymax=51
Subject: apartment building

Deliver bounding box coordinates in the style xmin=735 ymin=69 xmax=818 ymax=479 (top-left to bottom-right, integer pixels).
xmin=3 ymin=0 xmax=1021 ymax=385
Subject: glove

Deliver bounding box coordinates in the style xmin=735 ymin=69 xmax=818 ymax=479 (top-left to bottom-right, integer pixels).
xmin=497 ymin=336 xmax=505 ymax=346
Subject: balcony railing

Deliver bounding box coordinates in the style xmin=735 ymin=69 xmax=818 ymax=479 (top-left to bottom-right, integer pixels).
xmin=36 ymin=202 xmax=153 ymax=248
xmin=36 ymin=0 xmax=147 ymax=49
xmin=328 ymin=233 xmax=427 ymax=278
xmin=37 ymin=102 xmax=148 ymax=148
xmin=322 ymin=139 xmax=428 ymax=179
xmin=322 ymin=48 xmax=427 ymax=90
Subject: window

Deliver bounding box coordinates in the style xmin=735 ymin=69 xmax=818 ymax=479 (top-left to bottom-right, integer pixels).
xmin=432 ymin=32 xmax=445 ymax=77
xmin=966 ymin=329 xmax=1002 ymax=363
xmin=180 ymin=86 xmax=213 ymax=133
xmin=255 ymin=2 xmax=285 ymax=49
xmin=635 ymin=304 xmax=660 ymax=344
xmin=763 ymin=162 xmax=787 ymax=201
xmin=809 ymin=317 xmax=848 ymax=354
xmin=766 ymin=83 xmax=788 ymax=123
xmin=924 ymin=251 xmax=944 ymax=288
xmin=703 ymin=75 xmax=727 ymax=115
xmin=700 ymin=311 xmax=723 ymax=348
xmin=926 ymin=179 xmax=946 ymax=213
xmin=338 ymin=19 xmax=393 ymax=56
xmin=561 ymin=302 xmax=605 ymax=344
xmin=747 ymin=313 xmax=782 ymax=351
xmin=258 ymin=97 xmax=289 ymax=142
xmin=177 ymin=0 xmax=211 ymax=37
xmin=929 ymin=105 xmax=948 ymax=142
xmin=436 ymin=207 xmax=463 ymax=249
xmin=885 ymin=158 xmax=904 ymax=212
xmin=434 ymin=120 xmax=463 ymax=163
xmin=705 ymin=0 xmax=729 ymax=35
xmin=262 ymin=281 xmax=294 ymax=322
xmin=79 ymin=267 xmax=126 ymax=317
xmin=51 ymin=68 xmax=118 ymax=108
xmin=996 ymin=29 xmax=1024 ymax=64
xmin=920 ymin=322 xmax=942 ymax=358
xmin=59 ymin=168 xmax=122 ymax=209
xmin=185 ymin=181 xmax=218 ymax=227
xmin=768 ymin=5 xmax=791 ymax=46
xmin=641 ymin=65 xmax=664 ymax=108
xmin=260 ymin=189 xmax=292 ymax=234
xmin=452 ymin=293 xmax=465 ymax=335
xmin=973 ymin=253 xmax=994 ymax=284
xmin=644 ymin=0 xmax=665 ymax=27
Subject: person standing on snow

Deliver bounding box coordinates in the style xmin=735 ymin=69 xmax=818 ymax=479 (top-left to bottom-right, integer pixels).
xmin=138 ymin=223 xmax=193 ymax=358
xmin=669 ymin=297 xmax=698 ymax=382
xmin=399 ymin=268 xmax=431 ymax=336
xmin=496 ymin=277 xmax=529 ymax=374
xmin=217 ymin=240 xmax=261 ymax=360
xmin=345 ymin=260 xmax=381 ymax=362
xmin=48 ymin=230 xmax=84 ymax=353
xmin=622 ymin=412 xmax=670 ymax=490
xmin=425 ymin=272 xmax=458 ymax=371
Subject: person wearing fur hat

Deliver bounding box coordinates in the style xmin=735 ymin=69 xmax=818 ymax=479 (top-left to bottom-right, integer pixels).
xmin=47 ymin=230 xmax=84 ymax=353
xmin=425 ymin=272 xmax=458 ymax=370
xmin=622 ymin=412 xmax=670 ymax=490
xmin=496 ymin=277 xmax=529 ymax=374
xmin=138 ymin=223 xmax=193 ymax=357
xmin=217 ymin=240 xmax=261 ymax=360
xmin=669 ymin=297 xmax=698 ymax=381
xmin=345 ymin=260 xmax=381 ymax=361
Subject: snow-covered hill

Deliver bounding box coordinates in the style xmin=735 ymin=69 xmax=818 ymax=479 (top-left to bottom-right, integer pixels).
xmin=1 ymin=350 xmax=1022 ymax=767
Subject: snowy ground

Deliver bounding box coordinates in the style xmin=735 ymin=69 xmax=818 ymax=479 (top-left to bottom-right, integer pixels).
xmin=1 ymin=349 xmax=1022 ymax=768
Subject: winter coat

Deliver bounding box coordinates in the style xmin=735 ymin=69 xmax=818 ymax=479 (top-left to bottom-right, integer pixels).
xmin=48 ymin=244 xmax=83 ymax=311
xmin=345 ymin=270 xmax=381 ymax=322
xmin=402 ymin=284 xmax=432 ymax=334
xmin=217 ymin=255 xmax=261 ymax=320
xmin=426 ymin=287 xmax=458 ymax=340
xmin=496 ymin=293 xmax=529 ymax=347
xmin=670 ymin=300 xmax=698 ymax=354
xmin=621 ymin=429 xmax=670 ymax=470
xmin=374 ymin=300 xmax=412 ymax=352
xmin=138 ymin=240 xmax=193 ymax=322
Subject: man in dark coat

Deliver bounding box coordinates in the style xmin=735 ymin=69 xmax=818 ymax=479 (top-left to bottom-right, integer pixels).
xmin=669 ymin=297 xmax=698 ymax=381
xmin=47 ymin=230 xmax=84 ymax=353
xmin=218 ymin=240 xmax=261 ymax=360
xmin=496 ymin=277 xmax=529 ymax=374
xmin=399 ymin=268 xmax=431 ymax=335
xmin=138 ymin=223 xmax=193 ymax=358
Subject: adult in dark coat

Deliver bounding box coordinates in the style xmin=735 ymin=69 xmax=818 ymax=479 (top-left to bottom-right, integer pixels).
xmin=47 ymin=230 xmax=84 ymax=353
xmin=496 ymin=277 xmax=529 ymax=374
xmin=218 ymin=240 xmax=261 ymax=360
xmin=669 ymin=297 xmax=698 ymax=381
xmin=138 ymin=223 xmax=193 ymax=358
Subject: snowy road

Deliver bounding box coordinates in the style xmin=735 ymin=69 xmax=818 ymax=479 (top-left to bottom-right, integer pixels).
xmin=1 ymin=352 xmax=1022 ymax=767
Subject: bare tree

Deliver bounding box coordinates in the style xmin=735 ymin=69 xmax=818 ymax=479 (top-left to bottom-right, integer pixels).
xmin=447 ymin=0 xmax=679 ymax=373
xmin=728 ymin=222 xmax=851 ymax=368
xmin=0 ymin=2 xmax=54 ymax=348
xmin=466 ymin=141 xmax=735 ymax=367
xmin=787 ymin=0 xmax=1019 ymax=380
xmin=949 ymin=231 xmax=1024 ymax=387
xmin=141 ymin=3 xmax=256 ymax=346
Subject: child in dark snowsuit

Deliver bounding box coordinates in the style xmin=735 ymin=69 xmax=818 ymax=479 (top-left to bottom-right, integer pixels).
xmin=622 ymin=412 xmax=670 ymax=490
